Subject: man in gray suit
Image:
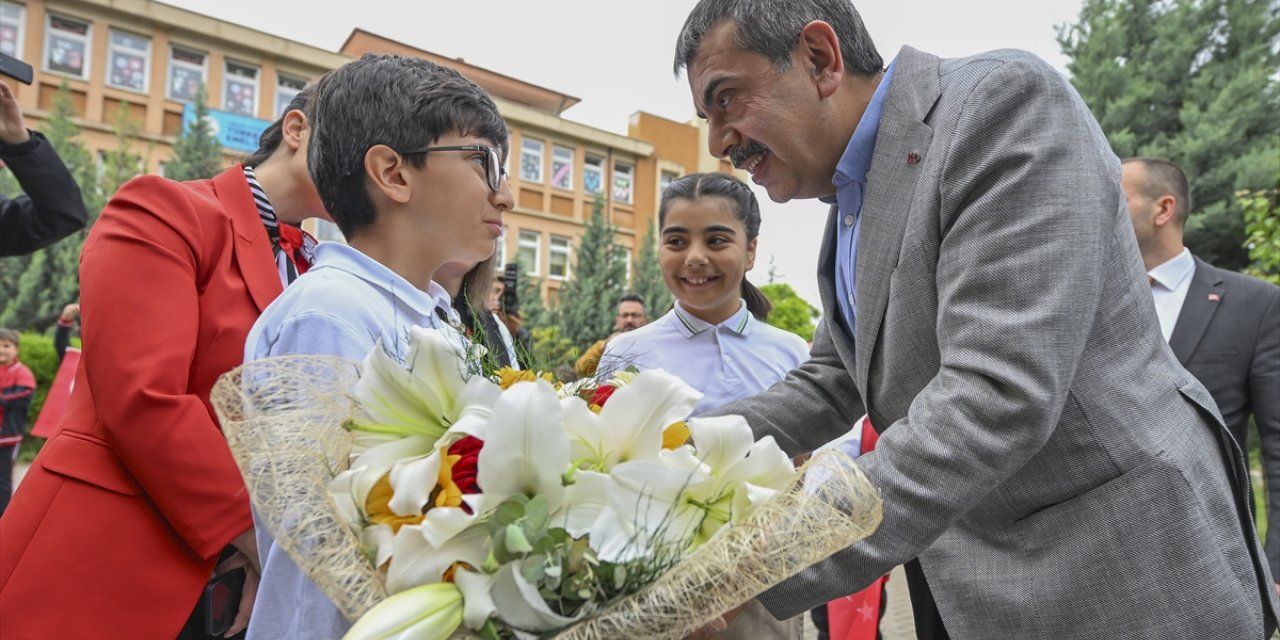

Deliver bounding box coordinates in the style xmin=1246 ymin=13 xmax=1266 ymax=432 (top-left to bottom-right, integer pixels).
xmin=1121 ymin=156 xmax=1280 ymax=596
xmin=674 ymin=1 xmax=1279 ymax=638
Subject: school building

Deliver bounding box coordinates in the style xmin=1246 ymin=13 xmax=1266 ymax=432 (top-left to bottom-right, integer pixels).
xmin=2 ymin=0 xmax=735 ymax=302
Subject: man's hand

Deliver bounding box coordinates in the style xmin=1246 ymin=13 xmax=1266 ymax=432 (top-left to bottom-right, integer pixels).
xmin=219 ymin=527 xmax=262 ymax=636
xmin=0 ymin=82 xmax=30 ymax=146
xmin=685 ymin=602 xmax=749 ymax=639
xmin=60 ymin=303 xmax=80 ymax=323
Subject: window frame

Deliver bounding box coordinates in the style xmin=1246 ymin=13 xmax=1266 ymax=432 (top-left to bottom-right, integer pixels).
xmin=0 ymin=2 xmax=26 ymax=61
xmin=550 ymin=144 xmax=574 ymax=191
xmin=583 ymin=154 xmax=605 ymax=197
xmin=613 ymin=161 xmax=635 ymax=205
xmin=43 ymin=13 xmax=92 ymax=80
xmin=548 ymin=234 xmax=572 ymax=281
xmin=222 ymin=59 xmax=260 ymax=117
xmin=275 ymin=72 xmax=306 ymax=116
xmin=517 ymin=229 xmax=541 ymax=277
xmin=166 ymin=45 xmax=208 ymax=103
xmin=520 ymin=137 xmax=544 ymax=183
xmin=105 ymin=29 xmax=151 ymax=93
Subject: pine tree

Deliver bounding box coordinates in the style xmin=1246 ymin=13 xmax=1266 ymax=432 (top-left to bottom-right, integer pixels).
xmin=1058 ymin=0 xmax=1280 ymax=270
xmin=165 ymin=84 xmax=223 ymax=181
xmin=555 ymin=195 xmax=627 ymax=350
xmin=631 ymin=218 xmax=672 ymax=316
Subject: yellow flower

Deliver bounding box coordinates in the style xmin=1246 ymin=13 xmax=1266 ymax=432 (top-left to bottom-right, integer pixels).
xmin=496 ymin=367 xmax=555 ymax=390
xmin=662 ymin=421 xmax=691 ymax=449
xmin=365 ymin=474 xmax=424 ymax=533
xmin=434 ymin=450 xmax=465 ymax=509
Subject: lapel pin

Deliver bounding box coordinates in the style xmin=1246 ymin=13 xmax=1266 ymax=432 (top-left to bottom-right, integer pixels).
xmin=1208 ymin=292 xmax=1221 ymax=302
xmin=906 ymin=152 xmax=921 ymax=165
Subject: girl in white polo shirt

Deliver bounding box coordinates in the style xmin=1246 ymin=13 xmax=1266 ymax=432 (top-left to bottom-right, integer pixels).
xmin=599 ymin=172 xmax=808 ymax=639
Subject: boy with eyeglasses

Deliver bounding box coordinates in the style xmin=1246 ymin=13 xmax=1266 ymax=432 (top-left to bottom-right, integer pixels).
xmin=242 ymin=53 xmax=512 ymax=639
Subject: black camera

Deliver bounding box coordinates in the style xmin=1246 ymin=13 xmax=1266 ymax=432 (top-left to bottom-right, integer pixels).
xmin=502 ymin=263 xmax=520 ymax=315
xmin=0 ymin=51 xmax=33 ymax=85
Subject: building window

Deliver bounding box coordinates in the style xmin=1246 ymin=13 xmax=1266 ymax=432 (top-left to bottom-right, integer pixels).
xmin=660 ymin=170 xmax=679 ymax=194
xmin=613 ymin=161 xmax=634 ymax=204
xmin=0 ymin=2 xmax=25 ymax=59
xmin=106 ymin=30 xmax=150 ymax=93
xmin=520 ymin=138 xmax=544 ymax=183
xmin=551 ymin=145 xmax=573 ymax=190
xmin=549 ymin=235 xmax=571 ymax=280
xmin=224 ymin=60 xmax=259 ymax=116
xmin=275 ymin=73 xmax=306 ymax=116
xmin=493 ymin=227 xmax=507 ymax=271
xmin=584 ymin=155 xmax=604 ymax=196
xmin=517 ymin=230 xmax=540 ymax=276
xmin=616 ymin=249 xmax=632 ymax=285
xmin=44 ymin=14 xmax=91 ymax=79
xmin=168 ymin=46 xmax=207 ymax=103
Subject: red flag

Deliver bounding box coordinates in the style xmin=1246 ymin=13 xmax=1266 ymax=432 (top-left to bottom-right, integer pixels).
xmin=31 ymin=348 xmax=80 ymax=438
xmin=827 ymin=416 xmax=886 ymax=639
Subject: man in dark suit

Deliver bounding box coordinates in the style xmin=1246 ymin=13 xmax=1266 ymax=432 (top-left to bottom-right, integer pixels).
xmin=1121 ymin=156 xmax=1280 ymax=594
xmin=0 ymin=81 xmax=88 ymax=257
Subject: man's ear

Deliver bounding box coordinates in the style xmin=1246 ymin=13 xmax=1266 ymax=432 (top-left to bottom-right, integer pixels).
xmin=364 ymin=145 xmax=413 ymax=205
xmin=281 ymin=110 xmax=308 ymax=152
xmin=1152 ymin=195 xmax=1178 ymax=228
xmin=797 ymin=21 xmax=845 ymax=98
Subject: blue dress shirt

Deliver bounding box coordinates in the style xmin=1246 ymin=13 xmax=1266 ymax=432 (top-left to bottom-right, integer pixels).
xmin=829 ymin=60 xmax=896 ymax=338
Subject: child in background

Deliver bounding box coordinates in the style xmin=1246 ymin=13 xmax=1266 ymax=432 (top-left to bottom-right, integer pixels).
xmin=599 ymin=172 xmax=808 ymax=639
xmin=242 ymin=53 xmax=512 ymax=639
xmin=0 ymin=328 xmax=35 ymax=516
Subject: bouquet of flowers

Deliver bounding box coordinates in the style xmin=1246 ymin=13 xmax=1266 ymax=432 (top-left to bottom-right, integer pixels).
xmin=212 ymin=327 xmax=881 ymax=640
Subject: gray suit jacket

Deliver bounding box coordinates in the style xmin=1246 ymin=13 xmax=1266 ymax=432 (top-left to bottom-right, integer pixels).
xmin=1171 ymin=256 xmax=1280 ymax=577
xmin=718 ymin=46 xmax=1280 ymax=638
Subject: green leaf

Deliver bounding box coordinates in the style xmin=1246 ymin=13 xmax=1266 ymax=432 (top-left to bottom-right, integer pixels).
xmin=504 ymin=524 xmax=533 ymax=554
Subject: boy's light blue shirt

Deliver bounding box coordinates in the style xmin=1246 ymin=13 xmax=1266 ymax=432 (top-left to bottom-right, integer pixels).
xmin=243 ymin=241 xmax=461 ymax=640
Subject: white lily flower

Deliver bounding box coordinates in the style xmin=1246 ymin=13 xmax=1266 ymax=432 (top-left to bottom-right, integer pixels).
xmin=342 ymin=582 xmax=463 ymax=640
xmin=589 ymin=415 xmax=794 ymax=563
xmin=453 ymin=568 xmax=497 ymax=631
xmin=562 ymin=370 xmax=701 ymax=470
xmin=384 ymin=523 xmax=489 ymax=594
xmin=327 ymin=435 xmax=437 ymax=526
xmin=351 ymin=327 xmax=498 ymax=442
xmin=476 ymin=379 xmax=571 ymax=508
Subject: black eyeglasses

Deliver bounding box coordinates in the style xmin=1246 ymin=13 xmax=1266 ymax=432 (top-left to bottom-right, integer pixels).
xmin=397 ymin=144 xmax=507 ymax=193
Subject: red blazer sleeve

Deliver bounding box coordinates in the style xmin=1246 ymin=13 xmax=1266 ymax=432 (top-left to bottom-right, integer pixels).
xmin=77 ymin=175 xmax=252 ymax=559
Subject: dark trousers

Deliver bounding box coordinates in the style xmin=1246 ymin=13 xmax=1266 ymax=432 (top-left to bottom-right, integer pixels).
xmin=903 ymin=559 xmax=949 ymax=640
xmin=0 ymin=443 xmax=17 ymax=516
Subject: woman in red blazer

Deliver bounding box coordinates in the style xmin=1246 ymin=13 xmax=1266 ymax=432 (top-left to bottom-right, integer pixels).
xmin=0 ymin=95 xmax=328 ymax=639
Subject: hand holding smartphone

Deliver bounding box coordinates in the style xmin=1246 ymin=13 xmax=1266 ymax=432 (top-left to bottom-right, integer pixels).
xmin=203 ymin=567 xmax=246 ymax=637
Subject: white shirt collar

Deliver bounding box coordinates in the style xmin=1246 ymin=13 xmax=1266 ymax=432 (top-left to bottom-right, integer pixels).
xmin=1148 ymin=247 xmax=1194 ymax=291
xmin=669 ymin=300 xmax=753 ymax=338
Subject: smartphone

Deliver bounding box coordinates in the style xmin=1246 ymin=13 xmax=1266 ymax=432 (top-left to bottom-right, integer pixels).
xmin=202 ymin=567 xmax=246 ymax=637
xmin=0 ymin=52 xmax=33 ymax=85
xmin=502 ymin=262 xmax=520 ymax=315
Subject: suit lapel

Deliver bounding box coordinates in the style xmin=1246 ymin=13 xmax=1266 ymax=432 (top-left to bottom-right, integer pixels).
xmin=1168 ymin=256 xmax=1224 ymax=363
xmin=214 ymin=166 xmax=283 ymax=313
xmin=854 ymin=47 xmax=940 ymax=395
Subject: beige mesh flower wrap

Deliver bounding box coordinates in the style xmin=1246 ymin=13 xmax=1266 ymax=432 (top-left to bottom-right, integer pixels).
xmin=212 ymin=355 xmax=882 ymax=638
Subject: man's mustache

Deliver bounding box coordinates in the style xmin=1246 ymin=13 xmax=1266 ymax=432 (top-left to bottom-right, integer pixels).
xmin=729 ymin=141 xmax=769 ymax=169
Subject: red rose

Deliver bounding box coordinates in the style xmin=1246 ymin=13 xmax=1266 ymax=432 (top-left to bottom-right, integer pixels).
xmin=590 ymin=385 xmax=617 ymax=408
xmin=448 ymin=436 xmax=483 ymax=498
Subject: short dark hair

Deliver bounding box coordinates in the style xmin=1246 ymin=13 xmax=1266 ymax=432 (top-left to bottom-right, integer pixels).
xmin=618 ymin=292 xmax=646 ymax=308
xmin=659 ymin=172 xmax=773 ymax=321
xmin=0 ymin=328 xmax=19 ymax=346
xmin=674 ymin=0 xmax=882 ymax=77
xmin=1122 ymin=157 xmax=1193 ymax=226
xmin=241 ymin=81 xmax=317 ymax=168
xmin=307 ymin=53 xmax=509 ymax=237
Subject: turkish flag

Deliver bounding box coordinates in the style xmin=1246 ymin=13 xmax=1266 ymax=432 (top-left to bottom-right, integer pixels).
xmin=827 ymin=416 xmax=885 ymax=639
xmin=31 ymin=348 xmax=80 ymax=438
